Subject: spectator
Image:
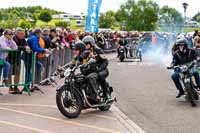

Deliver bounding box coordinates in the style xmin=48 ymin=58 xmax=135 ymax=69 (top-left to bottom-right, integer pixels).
xmin=49 ymin=29 xmax=62 ymax=80
xmin=50 ymin=29 xmax=60 ymax=49
xmin=43 ymin=28 xmax=51 ymax=49
xmin=97 ymin=33 xmax=105 ymax=50
xmin=0 ymin=29 xmax=17 ymax=92
xmin=27 ymin=28 xmax=50 ymax=91
xmin=7 ymin=27 xmax=31 ymax=94
xmin=66 ymin=30 xmax=74 ymax=49
xmin=193 ymin=30 xmax=199 ymax=39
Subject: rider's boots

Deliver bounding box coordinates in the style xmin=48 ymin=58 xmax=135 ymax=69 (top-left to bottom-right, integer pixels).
xmin=176 ymin=89 xmax=185 ymax=98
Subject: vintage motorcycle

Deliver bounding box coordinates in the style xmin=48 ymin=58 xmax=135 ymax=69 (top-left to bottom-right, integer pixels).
xmin=168 ymin=61 xmax=199 ymax=107
xmin=56 ymin=62 xmax=116 ymax=118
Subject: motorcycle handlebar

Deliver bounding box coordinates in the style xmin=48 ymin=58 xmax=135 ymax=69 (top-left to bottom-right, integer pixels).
xmin=167 ymin=61 xmax=196 ymax=70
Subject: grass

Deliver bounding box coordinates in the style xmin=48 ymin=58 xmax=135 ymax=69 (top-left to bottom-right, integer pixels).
xmin=35 ymin=19 xmax=85 ymax=30
xmin=183 ymin=27 xmax=200 ymax=32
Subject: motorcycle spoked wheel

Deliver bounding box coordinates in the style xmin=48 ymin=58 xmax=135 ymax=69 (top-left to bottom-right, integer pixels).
xmin=56 ymin=89 xmax=82 ymax=118
xmin=185 ymin=83 xmax=197 ymax=107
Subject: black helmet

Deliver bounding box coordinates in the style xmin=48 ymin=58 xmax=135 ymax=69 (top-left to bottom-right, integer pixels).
xmin=73 ymin=41 xmax=86 ymax=52
xmin=82 ymin=36 xmax=95 ymax=46
xmin=175 ymin=38 xmax=188 ymax=47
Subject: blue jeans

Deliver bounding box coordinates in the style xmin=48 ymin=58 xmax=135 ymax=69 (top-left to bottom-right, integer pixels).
xmin=171 ymin=67 xmax=200 ymax=91
xmin=0 ymin=60 xmax=10 ymax=80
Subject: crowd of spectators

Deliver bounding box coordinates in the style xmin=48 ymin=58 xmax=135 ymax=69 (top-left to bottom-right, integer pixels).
xmin=1 ymin=26 xmax=198 ymax=95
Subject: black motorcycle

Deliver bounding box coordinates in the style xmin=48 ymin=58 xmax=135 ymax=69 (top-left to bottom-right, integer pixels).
xmin=118 ymin=46 xmax=126 ymax=62
xmin=56 ymin=63 xmax=116 ymax=118
xmin=167 ymin=62 xmax=199 ymax=107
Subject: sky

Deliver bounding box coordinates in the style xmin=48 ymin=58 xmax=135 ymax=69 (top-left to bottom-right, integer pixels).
xmin=0 ymin=0 xmax=199 ymax=17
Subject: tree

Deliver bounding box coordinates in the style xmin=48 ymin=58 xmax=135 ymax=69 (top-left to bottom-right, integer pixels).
xmin=159 ymin=6 xmax=184 ymax=32
xmin=18 ymin=19 xmax=31 ymax=29
xmin=55 ymin=21 xmax=69 ymax=28
xmin=196 ymin=16 xmax=200 ymax=23
xmin=193 ymin=12 xmax=200 ymax=21
xmin=38 ymin=10 xmax=52 ymax=23
xmin=116 ymin=0 xmax=159 ymax=31
xmin=99 ymin=11 xmax=116 ymax=28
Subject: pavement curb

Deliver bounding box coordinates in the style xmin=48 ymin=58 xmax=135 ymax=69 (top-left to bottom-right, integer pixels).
xmin=111 ymin=105 xmax=146 ymax=133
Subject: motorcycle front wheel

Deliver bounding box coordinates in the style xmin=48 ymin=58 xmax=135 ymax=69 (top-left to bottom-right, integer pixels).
xmin=56 ymin=89 xmax=83 ymax=118
xmin=185 ymin=83 xmax=197 ymax=107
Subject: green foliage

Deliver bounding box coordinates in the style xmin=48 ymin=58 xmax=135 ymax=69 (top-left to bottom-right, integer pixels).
xmin=38 ymin=11 xmax=52 ymax=23
xmin=18 ymin=19 xmax=31 ymax=29
xmin=159 ymin=6 xmax=184 ymax=32
xmin=193 ymin=12 xmax=200 ymax=21
xmin=99 ymin=10 xmax=116 ymax=29
xmin=116 ymin=0 xmax=159 ymax=31
xmin=0 ymin=6 xmax=63 ymax=28
xmin=55 ymin=21 xmax=70 ymax=28
xmin=196 ymin=16 xmax=200 ymax=23
xmin=0 ymin=20 xmax=18 ymax=29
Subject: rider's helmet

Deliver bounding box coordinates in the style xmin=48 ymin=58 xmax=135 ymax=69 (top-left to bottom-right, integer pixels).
xmin=82 ymin=35 xmax=96 ymax=47
xmin=175 ymin=38 xmax=188 ymax=48
xmin=176 ymin=34 xmax=185 ymax=40
xmin=175 ymin=38 xmax=187 ymax=46
xmin=73 ymin=41 xmax=86 ymax=52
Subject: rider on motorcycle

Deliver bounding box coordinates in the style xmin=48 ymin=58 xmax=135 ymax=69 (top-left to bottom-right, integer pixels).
xmin=170 ymin=38 xmax=200 ymax=98
xmin=70 ymin=41 xmax=100 ymax=101
xmin=82 ymin=36 xmax=111 ymax=99
xmin=117 ymin=35 xmax=128 ymax=58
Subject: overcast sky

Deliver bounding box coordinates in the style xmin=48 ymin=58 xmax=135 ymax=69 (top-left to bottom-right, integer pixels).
xmin=0 ymin=0 xmax=198 ymax=17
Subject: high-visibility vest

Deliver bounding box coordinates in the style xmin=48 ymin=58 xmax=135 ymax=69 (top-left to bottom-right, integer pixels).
xmin=37 ymin=37 xmax=45 ymax=59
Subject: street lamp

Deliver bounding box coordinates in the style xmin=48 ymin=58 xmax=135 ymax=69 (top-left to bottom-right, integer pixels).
xmin=182 ymin=2 xmax=188 ymax=20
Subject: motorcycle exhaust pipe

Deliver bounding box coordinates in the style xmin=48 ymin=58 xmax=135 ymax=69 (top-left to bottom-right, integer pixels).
xmin=82 ymin=90 xmax=116 ymax=108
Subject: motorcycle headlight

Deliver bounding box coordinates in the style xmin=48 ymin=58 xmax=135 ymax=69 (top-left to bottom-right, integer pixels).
xmin=181 ymin=65 xmax=188 ymax=73
xmin=64 ymin=68 xmax=71 ymax=77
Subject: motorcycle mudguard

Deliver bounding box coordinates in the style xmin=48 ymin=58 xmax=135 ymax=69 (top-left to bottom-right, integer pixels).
xmin=56 ymin=85 xmax=69 ymax=92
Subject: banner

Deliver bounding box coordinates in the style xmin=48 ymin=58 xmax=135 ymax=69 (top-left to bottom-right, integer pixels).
xmin=85 ymin=0 xmax=102 ymax=32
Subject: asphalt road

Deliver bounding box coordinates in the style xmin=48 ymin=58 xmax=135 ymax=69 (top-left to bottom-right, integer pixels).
xmin=109 ymin=56 xmax=200 ymax=133
xmin=0 ymin=77 xmax=128 ymax=132
xmin=2 ymin=53 xmax=200 ymax=133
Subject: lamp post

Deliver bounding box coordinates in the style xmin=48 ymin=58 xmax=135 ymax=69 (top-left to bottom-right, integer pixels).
xmin=183 ymin=2 xmax=188 ymax=21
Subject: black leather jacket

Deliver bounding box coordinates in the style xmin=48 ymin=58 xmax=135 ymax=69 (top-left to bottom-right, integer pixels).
xmin=172 ymin=48 xmax=197 ymax=66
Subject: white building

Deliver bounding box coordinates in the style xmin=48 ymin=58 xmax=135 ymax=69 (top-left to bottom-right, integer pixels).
xmin=52 ymin=13 xmax=85 ymax=20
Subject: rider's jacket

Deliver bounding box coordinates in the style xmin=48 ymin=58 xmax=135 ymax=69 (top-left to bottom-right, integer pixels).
xmin=194 ymin=47 xmax=200 ymax=67
xmin=71 ymin=50 xmax=97 ymax=75
xmin=172 ymin=48 xmax=197 ymax=66
xmin=89 ymin=46 xmax=109 ymax=73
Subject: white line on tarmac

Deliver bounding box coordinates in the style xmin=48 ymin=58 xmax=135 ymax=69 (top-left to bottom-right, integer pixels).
xmin=0 ymin=120 xmax=53 ymax=133
xmin=0 ymin=107 xmax=120 ymax=133
xmin=0 ymin=103 xmax=116 ymax=120
xmin=112 ymin=105 xmax=146 ymax=133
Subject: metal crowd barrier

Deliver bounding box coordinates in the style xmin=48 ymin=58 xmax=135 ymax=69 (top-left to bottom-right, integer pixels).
xmin=37 ymin=47 xmax=73 ymax=86
xmin=0 ymin=42 xmax=117 ymax=95
xmin=104 ymin=39 xmax=117 ymax=53
xmin=0 ymin=49 xmax=35 ymax=95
